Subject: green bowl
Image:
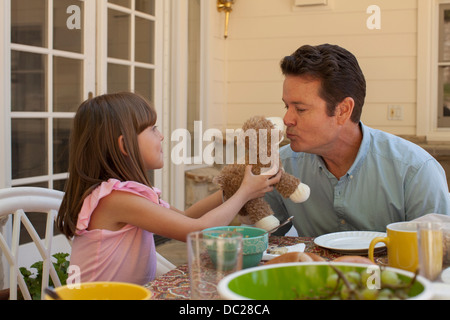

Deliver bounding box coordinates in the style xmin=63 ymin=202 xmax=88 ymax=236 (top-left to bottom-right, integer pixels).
xmin=204 ymin=226 xmax=268 ymax=268
xmin=202 ymin=230 xmax=243 ymax=271
xmin=218 ymin=262 xmax=433 ymax=300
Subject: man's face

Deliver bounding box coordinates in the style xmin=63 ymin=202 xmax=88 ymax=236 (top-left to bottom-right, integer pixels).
xmin=282 ymin=75 xmax=341 ymax=155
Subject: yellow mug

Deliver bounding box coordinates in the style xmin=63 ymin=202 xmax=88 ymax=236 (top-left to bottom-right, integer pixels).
xmin=369 ymin=222 xmax=418 ymax=272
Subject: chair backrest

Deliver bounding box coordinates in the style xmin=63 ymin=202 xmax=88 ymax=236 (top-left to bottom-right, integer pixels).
xmin=0 ymin=187 xmax=65 ymax=300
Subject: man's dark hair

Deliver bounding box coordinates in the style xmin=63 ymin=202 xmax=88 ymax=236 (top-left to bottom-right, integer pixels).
xmin=280 ymin=44 xmax=366 ymax=123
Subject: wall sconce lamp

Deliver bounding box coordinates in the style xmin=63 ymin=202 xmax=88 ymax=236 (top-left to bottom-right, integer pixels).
xmin=217 ymin=0 xmax=235 ymax=39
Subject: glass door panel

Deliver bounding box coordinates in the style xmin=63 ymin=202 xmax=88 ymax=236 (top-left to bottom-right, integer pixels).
xmin=108 ymin=9 xmax=131 ymax=60
xmin=136 ymin=0 xmax=155 ymax=15
xmin=11 ymin=51 xmax=47 ymax=112
xmin=108 ymin=63 xmax=130 ymax=93
xmin=103 ymin=0 xmax=159 ymax=187
xmin=439 ymin=66 xmax=450 ymax=118
xmin=11 ymin=119 xmax=48 ymax=180
xmin=438 ymin=4 xmax=450 ymax=127
xmin=10 ymin=0 xmax=93 ymax=189
xmin=53 ymin=0 xmax=84 ymax=53
xmin=53 ymin=57 xmax=84 ymax=112
xmin=135 ymin=67 xmax=154 ymax=102
xmin=135 ymin=16 xmax=154 ymax=64
xmin=11 ymin=0 xmax=48 ymax=48
xmin=53 ymin=118 xmax=72 ymax=175
xmin=8 ymin=0 xmax=159 ymax=189
xmin=104 ymin=0 xmax=156 ymax=104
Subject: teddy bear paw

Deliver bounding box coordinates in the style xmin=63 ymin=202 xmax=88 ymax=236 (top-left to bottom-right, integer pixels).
xmin=289 ymin=183 xmax=310 ymax=203
xmin=254 ymin=215 xmax=280 ymax=231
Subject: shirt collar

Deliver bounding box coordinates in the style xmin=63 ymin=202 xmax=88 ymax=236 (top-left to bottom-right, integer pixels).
xmin=347 ymin=122 xmax=370 ymax=177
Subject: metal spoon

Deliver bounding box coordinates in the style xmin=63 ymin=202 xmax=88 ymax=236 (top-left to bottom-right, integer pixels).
xmin=263 ymin=216 xmax=294 ymax=235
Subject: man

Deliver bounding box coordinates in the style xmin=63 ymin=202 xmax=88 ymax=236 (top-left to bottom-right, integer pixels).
xmin=266 ymin=44 xmax=450 ymax=237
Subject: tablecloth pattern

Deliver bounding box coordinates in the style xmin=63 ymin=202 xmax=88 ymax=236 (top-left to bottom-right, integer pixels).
xmin=145 ymin=236 xmax=364 ymax=300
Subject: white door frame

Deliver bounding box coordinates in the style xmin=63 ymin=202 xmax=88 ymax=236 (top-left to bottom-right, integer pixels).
xmin=166 ymin=0 xmax=213 ymax=210
xmin=0 ymin=0 xmax=11 ymax=189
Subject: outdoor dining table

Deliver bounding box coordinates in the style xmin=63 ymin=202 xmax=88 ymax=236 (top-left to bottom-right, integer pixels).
xmin=144 ymin=236 xmax=386 ymax=300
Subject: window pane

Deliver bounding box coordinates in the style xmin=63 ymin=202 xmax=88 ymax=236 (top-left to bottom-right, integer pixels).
xmin=109 ymin=0 xmax=131 ymax=8
xmin=108 ymin=9 xmax=130 ymax=60
xmin=12 ymin=119 xmax=48 ymax=179
xmin=440 ymin=67 xmax=450 ymax=117
xmin=11 ymin=0 xmax=47 ymax=48
xmin=136 ymin=19 xmax=154 ymax=64
xmin=440 ymin=6 xmax=450 ymax=62
xmin=54 ymin=0 xmax=84 ymax=53
xmin=53 ymin=119 xmax=72 ymax=174
xmin=136 ymin=0 xmax=155 ymax=15
xmin=11 ymin=51 xmax=47 ymax=112
xmin=135 ymin=17 xmax=155 ymax=64
xmin=54 ymin=57 xmax=84 ymax=112
xmin=108 ymin=63 xmax=130 ymax=93
xmin=135 ymin=67 xmax=154 ymax=102
xmin=53 ymin=179 xmax=67 ymax=192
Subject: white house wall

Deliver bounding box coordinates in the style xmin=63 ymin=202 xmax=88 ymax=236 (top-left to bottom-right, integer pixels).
xmin=214 ymin=0 xmax=419 ymax=136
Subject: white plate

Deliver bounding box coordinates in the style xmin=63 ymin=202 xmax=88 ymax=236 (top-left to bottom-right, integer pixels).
xmin=314 ymin=231 xmax=386 ymax=254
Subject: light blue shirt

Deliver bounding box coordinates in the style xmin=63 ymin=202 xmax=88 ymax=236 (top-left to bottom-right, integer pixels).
xmin=266 ymin=123 xmax=450 ymax=237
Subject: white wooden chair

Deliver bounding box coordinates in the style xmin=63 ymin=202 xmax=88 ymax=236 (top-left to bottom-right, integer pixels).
xmin=0 ymin=186 xmax=175 ymax=300
xmin=0 ymin=187 xmax=65 ymax=300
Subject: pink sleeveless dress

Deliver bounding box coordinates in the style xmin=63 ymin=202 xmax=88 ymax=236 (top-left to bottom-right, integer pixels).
xmin=69 ymin=179 xmax=170 ymax=285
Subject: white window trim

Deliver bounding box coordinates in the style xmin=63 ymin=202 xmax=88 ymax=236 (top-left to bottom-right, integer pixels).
xmin=168 ymin=0 xmax=188 ymax=209
xmin=0 ymin=0 xmax=11 ymax=188
xmin=167 ymin=0 xmax=212 ymax=210
xmin=159 ymin=0 xmax=171 ymax=202
xmin=417 ymin=0 xmax=450 ymax=141
xmin=154 ymin=0 xmax=165 ymax=196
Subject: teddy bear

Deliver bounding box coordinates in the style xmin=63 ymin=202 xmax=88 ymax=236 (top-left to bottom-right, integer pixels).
xmin=213 ymin=116 xmax=310 ymax=231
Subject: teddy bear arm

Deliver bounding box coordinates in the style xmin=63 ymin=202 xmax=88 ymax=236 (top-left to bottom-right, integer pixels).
xmin=276 ymin=171 xmax=311 ymax=203
xmin=241 ymin=199 xmax=280 ymax=231
xmin=240 ymin=198 xmax=274 ymax=224
xmin=275 ymin=171 xmax=301 ymax=197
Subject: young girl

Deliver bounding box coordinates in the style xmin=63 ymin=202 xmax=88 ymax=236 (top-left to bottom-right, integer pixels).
xmin=57 ymin=92 xmax=281 ymax=285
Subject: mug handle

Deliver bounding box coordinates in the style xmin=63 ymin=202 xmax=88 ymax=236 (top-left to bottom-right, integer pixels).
xmin=369 ymin=236 xmax=389 ymax=263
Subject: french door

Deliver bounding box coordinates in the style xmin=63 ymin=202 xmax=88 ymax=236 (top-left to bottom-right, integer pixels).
xmin=3 ymin=0 xmax=162 ymax=190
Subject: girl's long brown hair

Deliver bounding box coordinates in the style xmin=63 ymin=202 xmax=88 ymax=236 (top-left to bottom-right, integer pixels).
xmin=57 ymin=92 xmax=157 ymax=238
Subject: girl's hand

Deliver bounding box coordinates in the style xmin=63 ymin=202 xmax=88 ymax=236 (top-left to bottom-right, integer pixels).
xmin=239 ymin=165 xmax=281 ymax=202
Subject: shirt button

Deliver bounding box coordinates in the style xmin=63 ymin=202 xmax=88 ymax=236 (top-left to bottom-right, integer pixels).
xmin=340 ymin=219 xmax=346 ymax=225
